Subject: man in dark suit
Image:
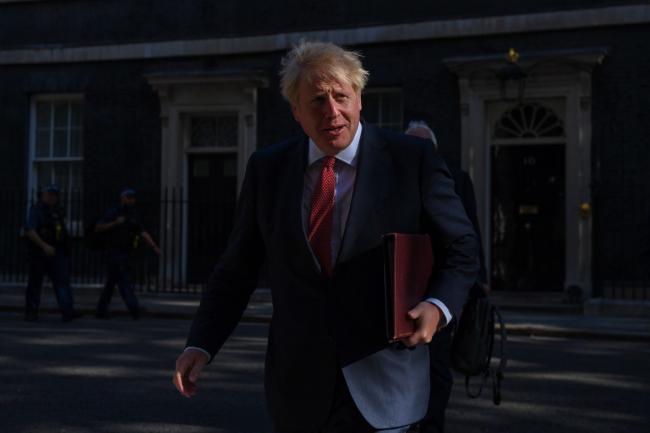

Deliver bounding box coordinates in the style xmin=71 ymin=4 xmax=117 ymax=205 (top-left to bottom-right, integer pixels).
xmin=173 ymin=41 xmax=479 ymax=433
xmin=406 ymin=121 xmax=489 ymax=433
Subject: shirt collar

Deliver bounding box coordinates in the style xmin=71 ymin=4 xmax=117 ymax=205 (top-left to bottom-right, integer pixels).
xmin=308 ymin=123 xmax=362 ymax=168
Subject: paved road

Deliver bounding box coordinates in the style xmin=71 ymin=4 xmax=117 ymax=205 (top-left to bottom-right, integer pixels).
xmin=1 ymin=313 xmax=648 ymax=433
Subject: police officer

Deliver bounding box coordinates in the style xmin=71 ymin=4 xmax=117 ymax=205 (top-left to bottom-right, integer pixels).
xmin=24 ymin=185 xmax=83 ymax=322
xmin=94 ymin=188 xmax=161 ymax=320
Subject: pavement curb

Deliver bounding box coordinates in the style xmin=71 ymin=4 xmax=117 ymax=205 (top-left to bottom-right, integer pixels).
xmin=498 ymin=324 xmax=650 ymax=342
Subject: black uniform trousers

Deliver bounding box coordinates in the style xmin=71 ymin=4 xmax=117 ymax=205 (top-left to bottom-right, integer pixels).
xmin=96 ymin=251 xmax=139 ymax=314
xmin=25 ymin=253 xmax=74 ymax=316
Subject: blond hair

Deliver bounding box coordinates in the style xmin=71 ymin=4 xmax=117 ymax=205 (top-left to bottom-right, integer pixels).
xmin=280 ymin=41 xmax=369 ymax=104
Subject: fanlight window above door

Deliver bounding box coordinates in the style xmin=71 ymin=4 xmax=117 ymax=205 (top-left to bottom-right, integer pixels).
xmin=493 ymin=103 xmax=565 ymax=139
xmin=190 ymin=113 xmax=238 ymax=149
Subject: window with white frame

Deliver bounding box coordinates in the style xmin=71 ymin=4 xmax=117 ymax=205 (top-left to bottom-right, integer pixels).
xmin=29 ymin=96 xmax=84 ymax=223
xmin=362 ymin=88 xmax=403 ymax=131
xmin=188 ymin=112 xmax=239 ymax=149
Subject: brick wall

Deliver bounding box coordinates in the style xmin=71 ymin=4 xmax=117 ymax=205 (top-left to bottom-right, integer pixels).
xmin=0 ymin=0 xmax=638 ymax=49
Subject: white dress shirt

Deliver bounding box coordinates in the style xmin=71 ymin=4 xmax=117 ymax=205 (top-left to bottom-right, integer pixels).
xmin=302 ymin=124 xmax=359 ymax=267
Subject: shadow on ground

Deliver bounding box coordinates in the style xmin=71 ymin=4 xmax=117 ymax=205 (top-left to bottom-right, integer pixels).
xmin=1 ymin=313 xmax=648 ymax=433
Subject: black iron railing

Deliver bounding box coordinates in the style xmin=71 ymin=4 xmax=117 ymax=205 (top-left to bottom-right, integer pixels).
xmin=593 ymin=181 xmax=650 ymax=300
xmin=0 ymin=188 xmax=236 ymax=294
xmin=3 ymin=184 xmax=648 ymax=300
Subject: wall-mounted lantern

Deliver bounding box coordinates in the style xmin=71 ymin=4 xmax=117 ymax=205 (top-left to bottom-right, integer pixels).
xmin=497 ymin=48 xmax=527 ymax=101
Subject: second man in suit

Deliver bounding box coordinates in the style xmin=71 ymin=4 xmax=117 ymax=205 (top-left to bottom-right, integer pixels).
xmin=406 ymin=120 xmax=489 ymax=433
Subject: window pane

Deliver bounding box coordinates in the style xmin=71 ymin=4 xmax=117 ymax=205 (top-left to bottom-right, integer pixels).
xmin=190 ymin=113 xmax=238 ymax=148
xmin=223 ymin=156 xmax=238 ymax=178
xmin=36 ymin=102 xmax=51 ymax=128
xmin=381 ymin=93 xmax=402 ymax=130
xmin=70 ymin=162 xmax=83 ymax=193
xmin=190 ymin=116 xmax=217 ymax=148
xmin=36 ymin=130 xmax=50 ymax=157
xmin=54 ymin=102 xmax=69 ymax=128
xmin=53 ymin=130 xmax=68 ymax=157
xmin=362 ymin=93 xmax=380 ymax=124
xmin=69 ymin=128 xmax=83 ymax=157
xmin=36 ymin=162 xmax=53 ymax=189
xmin=32 ymin=98 xmax=84 ymax=212
xmin=362 ymin=90 xmax=403 ymax=130
xmin=70 ymin=103 xmax=83 ymax=127
xmin=53 ymin=163 xmax=70 ymax=192
xmin=215 ymin=114 xmax=238 ymax=147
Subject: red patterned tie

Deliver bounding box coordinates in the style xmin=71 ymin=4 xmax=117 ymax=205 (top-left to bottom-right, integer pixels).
xmin=308 ymin=156 xmax=336 ymax=277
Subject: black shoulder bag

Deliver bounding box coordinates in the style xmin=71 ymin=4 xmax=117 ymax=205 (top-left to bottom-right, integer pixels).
xmin=450 ymin=286 xmax=507 ymax=405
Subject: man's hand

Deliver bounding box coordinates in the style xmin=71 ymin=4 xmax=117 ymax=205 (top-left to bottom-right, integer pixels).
xmin=173 ymin=349 xmax=209 ymax=398
xmin=400 ymin=301 xmax=443 ymax=347
xmin=95 ymin=216 xmax=126 ymax=233
xmin=41 ymin=244 xmax=56 ymax=257
xmin=152 ymin=246 xmax=162 ymax=257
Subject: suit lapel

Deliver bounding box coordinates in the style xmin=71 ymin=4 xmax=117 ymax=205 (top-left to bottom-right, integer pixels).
xmin=337 ymin=125 xmax=391 ymax=265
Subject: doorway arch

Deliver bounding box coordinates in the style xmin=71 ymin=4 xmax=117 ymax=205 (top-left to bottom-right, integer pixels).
xmin=490 ymin=101 xmax=566 ymax=291
xmin=445 ymin=48 xmax=606 ymax=296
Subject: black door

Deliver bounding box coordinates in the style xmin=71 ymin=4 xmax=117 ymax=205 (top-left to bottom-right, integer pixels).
xmin=491 ymin=144 xmax=565 ymax=291
xmin=186 ymin=154 xmax=237 ymax=284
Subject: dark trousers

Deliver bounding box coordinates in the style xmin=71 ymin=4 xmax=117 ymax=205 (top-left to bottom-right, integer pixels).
xmin=419 ymin=326 xmax=454 ymax=433
xmin=278 ymin=368 xmax=415 ymax=433
xmin=96 ymin=252 xmax=139 ymax=314
xmin=276 ymin=367 xmax=374 ymax=433
xmin=25 ymin=254 xmax=74 ymax=316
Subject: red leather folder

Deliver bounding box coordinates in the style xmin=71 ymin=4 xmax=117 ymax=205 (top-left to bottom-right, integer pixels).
xmin=383 ymin=233 xmax=434 ymax=342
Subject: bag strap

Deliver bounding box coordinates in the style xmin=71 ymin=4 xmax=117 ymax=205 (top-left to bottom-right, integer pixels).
xmin=464 ymin=304 xmax=508 ymax=405
xmin=464 ymin=300 xmax=496 ymax=399
xmin=465 ymin=369 xmax=489 ymax=399
xmin=491 ymin=305 xmax=507 ymax=405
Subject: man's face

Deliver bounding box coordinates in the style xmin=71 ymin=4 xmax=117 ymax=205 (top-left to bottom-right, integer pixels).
xmin=291 ymin=74 xmax=362 ymax=155
xmin=121 ymin=195 xmax=136 ymax=207
xmin=42 ymin=191 xmax=59 ymax=206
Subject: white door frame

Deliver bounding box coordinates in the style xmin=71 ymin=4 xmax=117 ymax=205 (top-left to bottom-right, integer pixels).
xmin=179 ymin=105 xmax=244 ymax=283
xmin=445 ymin=48 xmax=606 ymax=297
xmin=146 ymin=72 xmax=268 ymax=286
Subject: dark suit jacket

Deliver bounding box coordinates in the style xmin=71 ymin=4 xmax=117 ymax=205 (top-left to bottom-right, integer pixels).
xmin=186 ymin=124 xmax=479 ymax=431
